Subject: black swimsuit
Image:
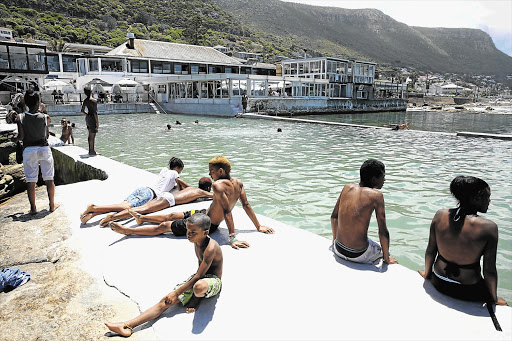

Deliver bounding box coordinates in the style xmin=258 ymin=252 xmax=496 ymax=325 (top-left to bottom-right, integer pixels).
xmin=431 ymin=253 xmax=490 ymax=302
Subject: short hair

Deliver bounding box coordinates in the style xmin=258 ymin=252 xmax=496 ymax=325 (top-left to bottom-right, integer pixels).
xmin=24 ymin=89 xmax=40 ymax=109
xmin=450 ymin=176 xmax=489 ymax=207
xmin=187 ymin=212 xmax=211 ymax=231
xmin=198 ymin=177 xmax=212 ymax=191
xmin=84 ymin=87 xmax=92 ymax=97
xmin=209 ymin=155 xmax=231 ymax=174
xmin=168 ymin=157 xmax=184 ymax=170
xmin=360 ymin=159 xmax=385 ymax=184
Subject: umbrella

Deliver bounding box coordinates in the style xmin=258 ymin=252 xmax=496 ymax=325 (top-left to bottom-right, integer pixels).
xmin=85 ymin=78 xmax=112 ymax=86
xmin=43 ymin=80 xmax=69 ymax=89
xmin=114 ymin=78 xmax=139 ymax=86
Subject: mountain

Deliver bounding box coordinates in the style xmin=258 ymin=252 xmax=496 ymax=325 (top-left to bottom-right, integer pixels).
xmin=2 ymin=0 xmax=511 ymax=82
xmin=212 ymin=0 xmax=512 ymax=80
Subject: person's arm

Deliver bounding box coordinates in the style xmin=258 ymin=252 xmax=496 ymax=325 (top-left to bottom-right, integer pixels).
xmin=81 ymin=101 xmax=87 ymax=115
xmin=176 ymin=178 xmax=191 ymax=190
xmin=482 ymin=222 xmax=501 ymax=304
xmin=69 ymin=126 xmax=74 ymax=144
xmin=165 ymin=244 xmax=216 ymax=304
xmin=94 ymin=111 xmax=99 ymax=130
xmin=16 ymin=117 xmax=24 ymax=142
xmin=419 ymin=214 xmax=438 ymax=279
xmin=239 ymin=183 xmax=274 ymax=234
xmin=375 ymin=192 xmax=397 ymax=264
xmin=330 ymin=194 xmax=341 ymax=242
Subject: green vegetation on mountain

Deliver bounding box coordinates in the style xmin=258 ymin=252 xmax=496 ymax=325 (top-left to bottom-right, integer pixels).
xmin=2 ymin=0 xmax=511 ymax=82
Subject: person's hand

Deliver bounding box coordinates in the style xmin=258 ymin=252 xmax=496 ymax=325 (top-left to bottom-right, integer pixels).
xmin=418 ymin=269 xmax=427 ymax=278
xmin=258 ymin=225 xmax=274 ymax=234
xmin=384 ymin=255 xmax=398 ymax=264
xmin=231 ymin=240 xmax=250 ymax=249
xmin=165 ymin=291 xmax=179 ymax=305
xmin=497 ymin=297 xmax=509 ymax=306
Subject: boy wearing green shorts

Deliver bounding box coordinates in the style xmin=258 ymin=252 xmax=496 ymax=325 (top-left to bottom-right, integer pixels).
xmin=105 ymin=213 xmax=223 ymax=337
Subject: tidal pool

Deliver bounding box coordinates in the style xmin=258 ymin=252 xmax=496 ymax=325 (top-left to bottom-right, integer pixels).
xmin=58 ymin=111 xmax=512 ymax=302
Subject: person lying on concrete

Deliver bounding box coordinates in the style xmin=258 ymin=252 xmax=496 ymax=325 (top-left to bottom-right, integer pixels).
xmin=99 ymin=177 xmax=213 ymax=226
xmin=109 ymin=155 xmax=274 ymax=249
xmin=331 ymin=159 xmax=397 ymax=265
xmin=418 ymin=176 xmax=507 ymax=305
xmin=105 ymin=213 xmax=223 ymax=337
xmin=80 ymin=157 xmax=184 ymax=224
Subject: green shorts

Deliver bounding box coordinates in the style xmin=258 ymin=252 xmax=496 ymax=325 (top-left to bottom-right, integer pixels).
xmin=174 ymin=274 xmax=222 ymax=305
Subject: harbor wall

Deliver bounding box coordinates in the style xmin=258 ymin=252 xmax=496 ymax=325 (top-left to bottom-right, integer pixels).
xmin=249 ymin=98 xmax=407 ymax=115
xmin=51 ymin=147 xmax=108 ymax=185
xmin=162 ymin=98 xmax=242 ymax=116
xmin=43 ymin=103 xmax=153 ymax=116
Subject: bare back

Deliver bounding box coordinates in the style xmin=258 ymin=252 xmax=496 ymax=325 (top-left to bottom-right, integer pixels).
xmin=334 ymin=183 xmax=385 ymax=249
xmin=432 ymin=208 xmax=497 ymax=283
xmin=207 ymin=177 xmax=243 ymax=225
xmin=174 ymin=187 xmax=213 ymax=205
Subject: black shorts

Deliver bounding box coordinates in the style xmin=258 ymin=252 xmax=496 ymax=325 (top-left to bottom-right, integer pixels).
xmin=170 ymin=209 xmax=219 ymax=236
xmin=431 ymin=274 xmax=490 ymax=302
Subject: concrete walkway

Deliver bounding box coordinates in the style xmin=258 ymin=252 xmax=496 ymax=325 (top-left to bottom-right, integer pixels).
xmin=52 ymin=145 xmax=510 ymax=340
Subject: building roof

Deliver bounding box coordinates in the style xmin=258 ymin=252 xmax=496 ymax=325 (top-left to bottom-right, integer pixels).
xmin=107 ymin=39 xmax=242 ymax=66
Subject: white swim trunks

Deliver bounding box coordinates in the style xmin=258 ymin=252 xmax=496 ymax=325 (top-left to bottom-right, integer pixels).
xmin=333 ymin=238 xmax=383 ymax=264
xmin=158 ymin=192 xmax=176 ymax=207
xmin=23 ymin=146 xmax=55 ymax=182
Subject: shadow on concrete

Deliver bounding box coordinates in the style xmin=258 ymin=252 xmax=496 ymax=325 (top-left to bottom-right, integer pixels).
xmin=420 ymin=280 xmax=490 ymax=317
xmin=192 ymin=294 xmax=219 ymax=334
xmin=6 ymin=209 xmax=54 ymax=222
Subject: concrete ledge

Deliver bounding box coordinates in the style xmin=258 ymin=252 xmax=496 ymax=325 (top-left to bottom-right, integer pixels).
xmin=457 ymin=131 xmax=512 ymax=140
xmin=50 ymin=146 xmax=511 ymax=340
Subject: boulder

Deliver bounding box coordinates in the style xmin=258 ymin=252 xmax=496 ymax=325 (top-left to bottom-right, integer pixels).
xmin=0 ymin=164 xmax=26 ymax=202
xmin=0 ymin=141 xmax=16 ymax=165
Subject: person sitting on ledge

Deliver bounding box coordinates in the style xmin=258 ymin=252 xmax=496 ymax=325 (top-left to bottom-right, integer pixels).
xmin=331 ymin=159 xmax=397 ymax=265
xmin=109 ymin=155 xmax=275 ymax=249
xmin=80 ymin=157 xmax=184 ymax=224
xmin=100 ymin=177 xmax=213 ymax=226
xmin=105 ymin=213 xmax=223 ymax=337
xmin=418 ymin=176 xmax=507 ymax=305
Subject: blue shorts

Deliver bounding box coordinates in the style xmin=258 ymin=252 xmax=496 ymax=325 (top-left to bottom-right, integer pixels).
xmin=125 ymin=187 xmax=154 ymax=207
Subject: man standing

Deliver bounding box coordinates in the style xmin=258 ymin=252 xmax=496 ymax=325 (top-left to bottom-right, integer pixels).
xmin=241 ymin=92 xmax=248 ymax=113
xmin=16 ymin=89 xmax=59 ymax=214
xmin=81 ymin=87 xmax=99 ymax=156
xmin=331 ymin=159 xmax=397 ymax=264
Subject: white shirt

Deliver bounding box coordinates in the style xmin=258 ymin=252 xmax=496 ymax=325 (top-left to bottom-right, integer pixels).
xmin=149 ymin=168 xmax=179 ymax=196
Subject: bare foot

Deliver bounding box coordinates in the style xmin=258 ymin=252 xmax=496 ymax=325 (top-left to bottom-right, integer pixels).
xmin=80 ymin=204 xmax=94 ymax=218
xmin=185 ymin=295 xmax=202 ymax=313
xmin=128 ymin=209 xmax=143 ymax=225
xmin=100 ymin=213 xmax=114 ymax=227
xmin=29 ymin=210 xmax=37 ymax=215
xmin=104 ymin=321 xmax=132 ymax=337
xmin=109 ymin=221 xmax=132 ymax=235
xmin=80 ymin=213 xmax=95 ymax=224
xmin=50 ymin=203 xmax=60 ymax=212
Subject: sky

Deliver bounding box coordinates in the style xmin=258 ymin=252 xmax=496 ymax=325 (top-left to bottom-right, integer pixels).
xmin=280 ymin=0 xmax=512 ymax=56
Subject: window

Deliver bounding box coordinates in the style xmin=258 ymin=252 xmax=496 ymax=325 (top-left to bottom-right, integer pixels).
xmin=47 ymin=55 xmax=60 ymax=72
xmin=131 ymin=60 xmax=148 ymax=73
xmin=0 ymin=45 xmax=8 ymax=69
xmin=175 ymin=64 xmax=182 ymax=74
xmin=89 ymin=59 xmax=99 ymax=72
xmin=191 ymin=65 xmax=199 ymax=74
xmin=27 ymin=47 xmax=46 ymax=71
xmin=9 ymin=46 xmax=28 ymax=70
xmin=62 ymin=55 xmax=77 ymax=72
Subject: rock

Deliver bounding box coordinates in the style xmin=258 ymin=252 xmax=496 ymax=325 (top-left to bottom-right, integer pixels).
xmin=0 ymin=141 xmax=16 ymax=165
xmin=0 ymin=164 xmax=26 ymax=202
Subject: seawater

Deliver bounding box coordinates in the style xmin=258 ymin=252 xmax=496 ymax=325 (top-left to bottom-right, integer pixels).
xmin=56 ymin=111 xmax=512 ymax=303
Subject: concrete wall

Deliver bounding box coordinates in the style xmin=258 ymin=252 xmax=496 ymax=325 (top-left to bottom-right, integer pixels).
xmin=52 ymin=148 xmax=108 ymax=185
xmin=249 ymin=98 xmax=407 ymax=115
xmin=44 ymin=103 xmax=153 ymax=116
xmin=162 ymin=98 xmax=242 ymax=116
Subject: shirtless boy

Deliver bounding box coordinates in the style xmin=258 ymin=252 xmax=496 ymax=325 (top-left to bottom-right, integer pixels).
xmin=105 ymin=213 xmax=223 ymax=337
xmin=110 ymin=155 xmax=274 ymax=249
xmin=59 ymin=118 xmax=74 ymax=144
xmin=331 ymin=159 xmax=397 ymax=264
xmin=100 ymin=177 xmax=212 ymax=226
xmin=81 ymin=87 xmax=98 ymax=155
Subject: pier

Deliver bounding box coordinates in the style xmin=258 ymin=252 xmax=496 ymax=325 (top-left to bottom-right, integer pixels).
xmin=1 ymin=144 xmax=510 ymax=340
